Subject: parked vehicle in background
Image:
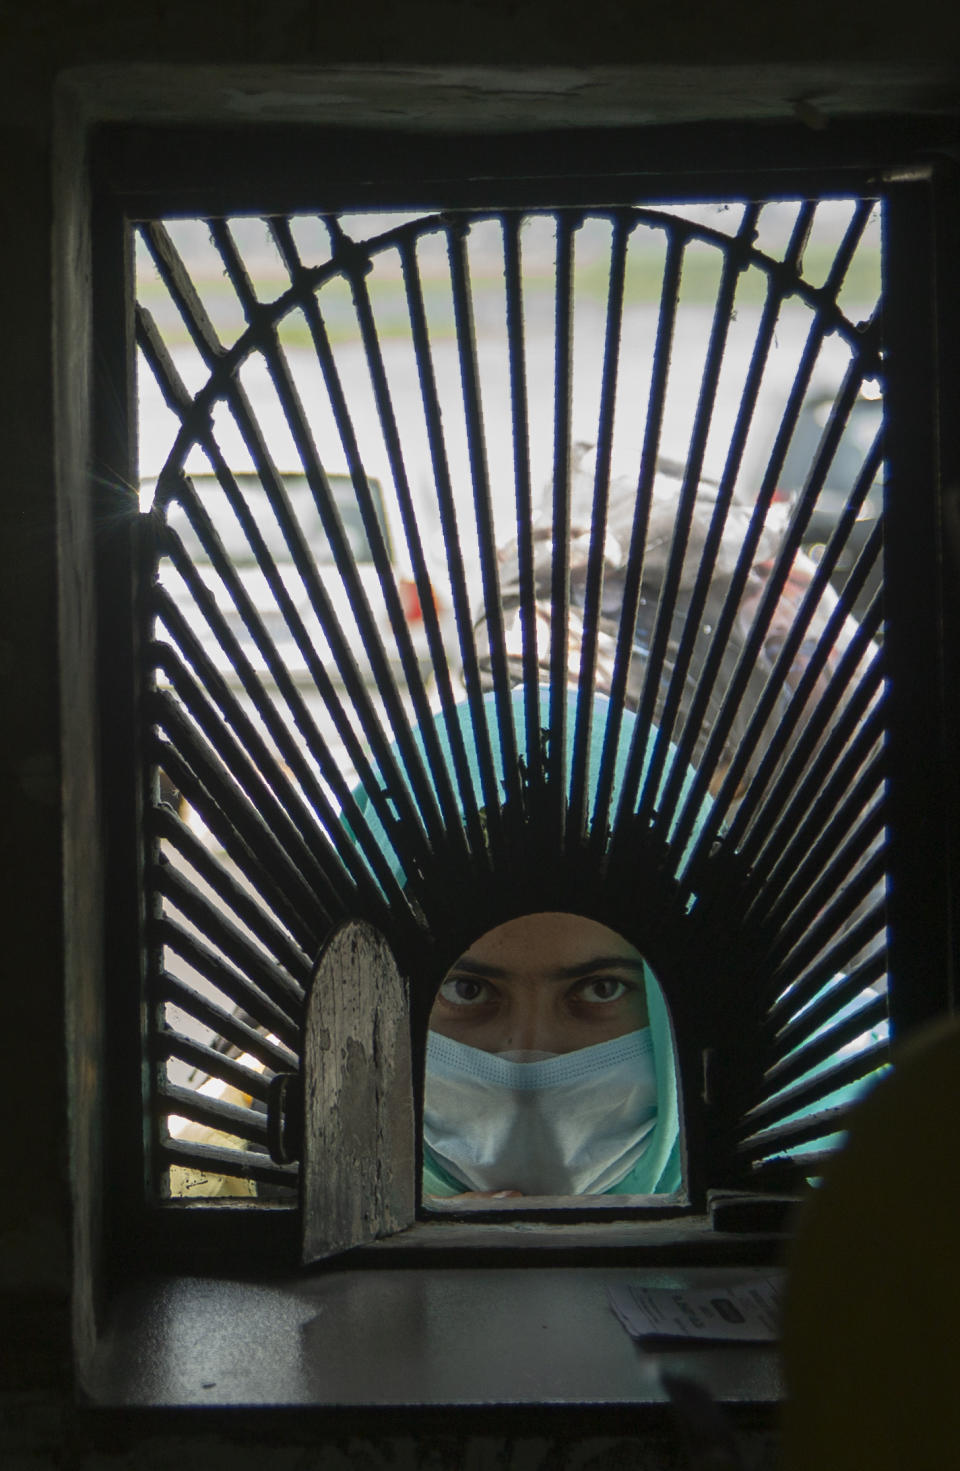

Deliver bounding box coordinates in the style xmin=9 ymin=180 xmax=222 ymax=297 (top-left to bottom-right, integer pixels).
xmin=146 ymin=470 xmax=449 ymax=696
xmin=472 ymin=446 xmax=878 ymax=813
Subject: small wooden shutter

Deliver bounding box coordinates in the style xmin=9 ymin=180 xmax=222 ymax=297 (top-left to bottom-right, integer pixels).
xmin=302 ymin=918 xmax=415 ymax=1262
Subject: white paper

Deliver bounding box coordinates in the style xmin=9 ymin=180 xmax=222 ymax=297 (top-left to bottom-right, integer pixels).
xmin=608 ymin=1274 xmax=784 ymax=1344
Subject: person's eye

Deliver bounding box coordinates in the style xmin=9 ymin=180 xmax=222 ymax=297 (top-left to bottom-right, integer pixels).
xmin=576 ymin=976 xmax=631 ymax=1004
xmin=438 ymin=976 xmax=493 ymax=1007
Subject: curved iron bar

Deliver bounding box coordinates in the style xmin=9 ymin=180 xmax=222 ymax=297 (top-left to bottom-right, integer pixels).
xmin=137 ymin=314 xmax=421 ymax=914
xmin=244 ymin=216 xmax=470 ymax=880
xmin=761 ymin=804 xmax=887 ymax=971
xmin=148 ymin=715 xmax=330 ymax=954
xmin=653 ymin=203 xmax=818 ymax=812
xmin=590 ymin=228 xmax=683 ymax=850
xmin=749 ymin=757 xmax=886 ymax=938
xmin=568 ymin=213 xmax=630 ymax=843
xmin=152 ymin=585 xmax=366 ymax=912
xmin=142 ymin=205 xmax=880 ymax=397
xmin=626 ymin=205 xmax=765 ymax=840
xmin=542 ymin=211 xmax=577 ymax=855
xmin=763 ymin=991 xmax=888 ymax=1105
xmin=502 ymin=215 xmax=546 ymax=801
xmin=765 ymin=946 xmax=887 ymax=1065
xmin=674 ymin=355 xmax=878 ymax=885
xmin=150 ymin=804 xmax=311 ymax=987
xmin=153 ymin=640 xmax=351 ymax=917
xmin=736 ymin=1037 xmax=887 ymax=1159
xmin=162 ymin=1031 xmax=274 ymax=1105
xmin=155 ymin=913 xmax=302 ymax=1051
xmin=391 ymin=230 xmax=491 ymax=859
xmin=158 ymin=968 xmax=299 ymax=1075
xmin=139 ymin=226 xmax=437 ymax=898
xmin=737 ymin=621 xmax=885 ymax=887
xmin=155 ymin=500 xmax=409 ymax=914
xmin=154 ymin=859 xmax=305 ymax=1020
xmin=667 ymin=200 xmax=881 ymax=866
xmin=764 ymin=891 xmax=888 ymax=1026
xmin=711 ymin=468 xmax=885 ymax=856
xmin=158 ymin=1084 xmax=269 ymax=1148
xmin=763 ymin=846 xmax=886 ymax=985
xmin=160 ymin=1136 xmax=295 ymax=1189
xmin=443 ymin=213 xmax=519 ymax=868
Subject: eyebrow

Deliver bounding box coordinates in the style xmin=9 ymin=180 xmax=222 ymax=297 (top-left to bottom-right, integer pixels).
xmin=446 ymin=955 xmax=648 ymax=983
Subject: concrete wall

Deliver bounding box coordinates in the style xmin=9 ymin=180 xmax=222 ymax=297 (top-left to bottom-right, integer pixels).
xmin=1 ymin=0 xmax=957 ymax=1464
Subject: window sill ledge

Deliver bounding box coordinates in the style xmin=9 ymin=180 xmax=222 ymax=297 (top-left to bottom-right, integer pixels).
xmin=83 ymin=1262 xmax=783 ymax=1412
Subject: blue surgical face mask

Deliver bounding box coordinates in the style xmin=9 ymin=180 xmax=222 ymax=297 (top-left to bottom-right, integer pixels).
xmin=423 ymin=1028 xmax=658 ymax=1196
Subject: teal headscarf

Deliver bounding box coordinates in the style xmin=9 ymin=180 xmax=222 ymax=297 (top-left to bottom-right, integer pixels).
xmin=351 ymin=684 xmax=710 ymax=1199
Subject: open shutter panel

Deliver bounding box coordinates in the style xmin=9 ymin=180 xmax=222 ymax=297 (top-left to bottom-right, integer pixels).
xmin=301 ymin=919 xmax=415 ymax=1262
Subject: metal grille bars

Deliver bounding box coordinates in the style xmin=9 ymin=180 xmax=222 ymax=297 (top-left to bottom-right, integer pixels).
xmin=135 ymin=198 xmax=887 ymax=1202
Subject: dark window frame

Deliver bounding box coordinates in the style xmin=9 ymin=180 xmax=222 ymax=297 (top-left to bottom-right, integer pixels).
xmin=87 ymin=118 xmax=960 ymax=1282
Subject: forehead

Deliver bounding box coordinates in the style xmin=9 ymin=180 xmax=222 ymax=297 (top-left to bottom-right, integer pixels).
xmin=456 ymin=912 xmax=642 ymax=976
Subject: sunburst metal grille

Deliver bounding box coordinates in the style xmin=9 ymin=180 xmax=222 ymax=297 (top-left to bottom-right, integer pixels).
xmin=135 ymin=198 xmax=888 ymax=1202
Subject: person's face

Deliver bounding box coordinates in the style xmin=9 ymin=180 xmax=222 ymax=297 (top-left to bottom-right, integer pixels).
xmin=428 ymin=912 xmax=649 ymax=1056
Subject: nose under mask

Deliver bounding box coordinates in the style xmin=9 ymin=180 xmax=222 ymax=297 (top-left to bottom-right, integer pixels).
xmin=423 ymin=1028 xmax=658 ymax=1195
